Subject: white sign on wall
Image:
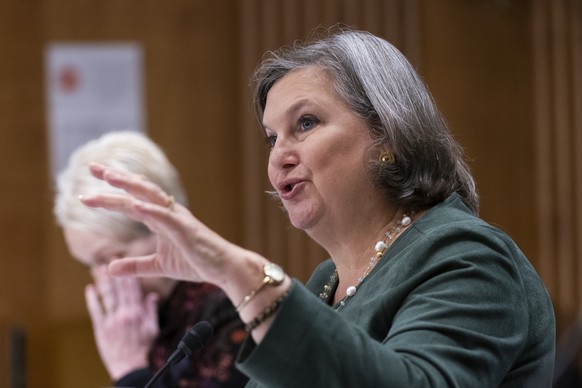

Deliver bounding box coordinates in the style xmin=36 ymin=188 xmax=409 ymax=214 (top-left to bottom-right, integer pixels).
xmin=44 ymin=43 xmax=146 ymax=179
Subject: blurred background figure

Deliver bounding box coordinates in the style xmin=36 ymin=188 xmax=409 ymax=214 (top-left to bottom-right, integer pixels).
xmin=53 ymin=131 xmax=248 ymax=387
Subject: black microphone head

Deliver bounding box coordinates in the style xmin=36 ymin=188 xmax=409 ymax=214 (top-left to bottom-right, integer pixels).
xmin=193 ymin=320 xmax=214 ymax=338
xmin=177 ymin=321 xmax=214 ymax=358
xmin=160 ymin=321 xmax=215 ymax=380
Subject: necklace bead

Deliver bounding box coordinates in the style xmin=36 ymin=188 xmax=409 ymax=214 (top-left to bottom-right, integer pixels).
xmin=375 ymin=241 xmax=388 ymax=252
xmin=319 ymin=211 xmax=416 ymax=311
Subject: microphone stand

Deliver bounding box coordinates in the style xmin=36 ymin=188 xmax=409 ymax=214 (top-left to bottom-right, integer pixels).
xmin=143 ymin=321 xmax=213 ymax=388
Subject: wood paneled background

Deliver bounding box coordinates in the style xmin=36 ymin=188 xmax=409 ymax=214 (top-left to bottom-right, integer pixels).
xmin=0 ymin=0 xmax=578 ymax=386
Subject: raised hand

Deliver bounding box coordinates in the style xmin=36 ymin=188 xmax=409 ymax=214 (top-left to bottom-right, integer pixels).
xmin=79 ymin=162 xmax=240 ymax=287
xmin=86 ymin=265 xmax=159 ymax=380
xmin=81 ymin=162 xmax=291 ymax=343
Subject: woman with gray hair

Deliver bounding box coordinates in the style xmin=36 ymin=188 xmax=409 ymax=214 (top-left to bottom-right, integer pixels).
xmin=55 ymin=131 xmax=248 ymax=387
xmin=80 ymin=29 xmax=555 ymax=387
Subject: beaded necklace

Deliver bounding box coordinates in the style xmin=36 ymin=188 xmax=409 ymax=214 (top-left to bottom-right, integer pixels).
xmin=319 ymin=211 xmax=415 ymax=311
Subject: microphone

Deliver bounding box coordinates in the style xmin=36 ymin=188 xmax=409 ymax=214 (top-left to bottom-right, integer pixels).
xmin=143 ymin=321 xmax=214 ymax=388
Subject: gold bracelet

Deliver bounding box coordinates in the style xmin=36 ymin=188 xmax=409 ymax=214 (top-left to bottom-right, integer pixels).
xmin=245 ymin=290 xmax=289 ymax=332
xmin=236 ymin=262 xmax=285 ymax=312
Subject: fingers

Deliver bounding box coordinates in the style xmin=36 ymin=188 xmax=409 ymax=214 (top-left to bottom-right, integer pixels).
xmin=108 ymin=254 xmax=162 ymax=278
xmin=89 ymin=162 xmax=174 ymax=209
xmin=83 ymin=162 xmax=208 ymax=283
xmin=81 ymin=193 xmax=191 ymax=255
xmin=116 ymin=276 xmax=142 ymax=308
xmin=144 ymin=293 xmax=159 ymax=321
xmin=85 ymin=284 xmax=104 ymax=326
xmin=81 ymin=163 xmax=179 ymax=229
xmin=90 ymin=266 xmax=145 ymax=316
xmin=93 ymin=266 xmax=118 ymax=314
xmin=84 ymin=162 xmax=194 ymax=243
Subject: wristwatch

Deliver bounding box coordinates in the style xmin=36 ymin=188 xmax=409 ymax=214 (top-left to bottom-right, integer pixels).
xmin=236 ymin=262 xmax=285 ymax=312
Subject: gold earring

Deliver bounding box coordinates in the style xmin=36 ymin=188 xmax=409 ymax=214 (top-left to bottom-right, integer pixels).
xmin=380 ymin=152 xmax=395 ymax=163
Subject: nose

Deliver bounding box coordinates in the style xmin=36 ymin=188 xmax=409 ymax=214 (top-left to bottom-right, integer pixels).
xmin=269 ymin=137 xmax=299 ymax=171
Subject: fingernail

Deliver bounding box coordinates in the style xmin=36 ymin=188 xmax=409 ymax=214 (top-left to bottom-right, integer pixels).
xmin=78 ymin=194 xmax=93 ymax=203
xmin=89 ymin=162 xmax=103 ymax=170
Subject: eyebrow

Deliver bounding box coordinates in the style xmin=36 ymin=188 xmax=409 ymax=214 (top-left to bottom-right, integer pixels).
xmin=262 ymin=98 xmax=316 ymax=130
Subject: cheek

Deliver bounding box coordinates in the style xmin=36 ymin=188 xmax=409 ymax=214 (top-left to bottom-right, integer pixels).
xmin=267 ymin=163 xmax=277 ymax=186
xmin=126 ymin=235 xmax=156 ymax=257
xmin=305 ymin=146 xmax=337 ymax=179
xmin=76 ymin=256 xmax=96 ymax=269
xmin=69 ymin=248 xmax=100 ymax=268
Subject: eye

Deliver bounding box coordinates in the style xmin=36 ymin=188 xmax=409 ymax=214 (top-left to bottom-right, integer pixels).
xmin=265 ymin=134 xmax=277 ymax=149
xmin=94 ymin=256 xmax=110 ymax=266
xmin=299 ymin=115 xmax=319 ymax=132
xmin=96 ymin=252 xmax=123 ymax=266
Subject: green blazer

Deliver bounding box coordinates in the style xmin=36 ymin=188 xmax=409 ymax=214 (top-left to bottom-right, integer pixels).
xmin=237 ymin=194 xmax=555 ymax=387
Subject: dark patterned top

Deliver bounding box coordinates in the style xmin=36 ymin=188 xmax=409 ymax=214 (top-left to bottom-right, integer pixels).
xmin=115 ymin=282 xmax=248 ymax=387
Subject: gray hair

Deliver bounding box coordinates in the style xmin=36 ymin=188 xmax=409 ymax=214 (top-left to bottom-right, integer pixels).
xmin=252 ymin=28 xmax=479 ymax=214
xmin=54 ymin=131 xmax=187 ymax=240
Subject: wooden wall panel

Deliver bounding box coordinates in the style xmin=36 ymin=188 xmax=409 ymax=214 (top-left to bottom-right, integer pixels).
xmin=533 ymin=0 xmax=582 ymax=331
xmin=0 ymin=0 xmax=47 ymax=386
xmin=422 ymin=1 xmax=536 ymax=261
xmin=0 ymin=1 xmax=45 ymax=322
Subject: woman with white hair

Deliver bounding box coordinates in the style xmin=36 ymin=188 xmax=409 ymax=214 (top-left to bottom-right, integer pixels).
xmin=55 ymin=131 xmax=248 ymax=387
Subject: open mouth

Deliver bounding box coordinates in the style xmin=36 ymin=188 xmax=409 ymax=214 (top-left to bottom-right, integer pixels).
xmin=281 ymin=183 xmax=294 ymax=194
xmin=278 ymin=180 xmax=302 ymax=199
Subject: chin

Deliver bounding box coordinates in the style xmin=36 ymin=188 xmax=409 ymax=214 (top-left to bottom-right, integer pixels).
xmin=288 ymin=213 xmax=319 ymax=231
xmin=285 ymin=202 xmax=323 ymax=230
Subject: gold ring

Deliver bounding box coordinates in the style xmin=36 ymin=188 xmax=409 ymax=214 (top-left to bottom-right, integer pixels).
xmin=166 ymin=195 xmax=175 ymax=210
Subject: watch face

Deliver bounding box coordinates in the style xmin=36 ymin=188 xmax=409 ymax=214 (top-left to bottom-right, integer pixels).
xmin=265 ymin=263 xmax=285 ymax=283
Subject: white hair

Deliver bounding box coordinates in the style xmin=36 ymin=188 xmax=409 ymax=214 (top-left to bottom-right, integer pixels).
xmin=54 ymin=131 xmax=187 ymax=240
